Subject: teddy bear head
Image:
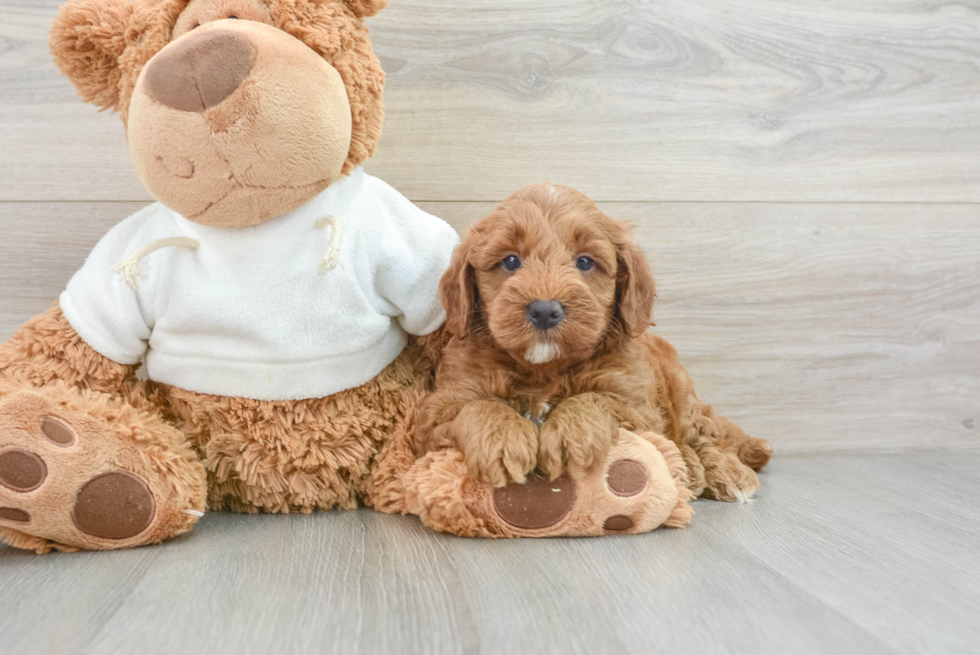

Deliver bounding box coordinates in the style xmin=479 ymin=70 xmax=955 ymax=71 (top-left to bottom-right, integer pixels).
xmin=50 ymin=0 xmax=388 ymax=228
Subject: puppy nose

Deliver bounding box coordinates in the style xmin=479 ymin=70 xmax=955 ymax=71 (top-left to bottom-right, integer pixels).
xmin=145 ymin=29 xmax=256 ymax=112
xmin=527 ymin=300 xmax=565 ymax=331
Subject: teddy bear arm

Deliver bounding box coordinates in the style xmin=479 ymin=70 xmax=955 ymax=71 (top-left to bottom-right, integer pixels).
xmin=0 ymin=303 xmax=135 ymax=395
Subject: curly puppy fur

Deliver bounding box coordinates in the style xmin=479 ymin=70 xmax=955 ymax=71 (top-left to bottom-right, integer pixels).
xmin=416 ymin=184 xmax=771 ymax=500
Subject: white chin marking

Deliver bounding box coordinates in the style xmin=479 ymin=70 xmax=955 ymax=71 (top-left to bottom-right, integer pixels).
xmin=525 ymin=342 xmax=560 ymax=365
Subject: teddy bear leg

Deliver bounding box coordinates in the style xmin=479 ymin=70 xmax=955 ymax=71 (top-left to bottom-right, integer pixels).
xmin=0 ymin=379 xmax=207 ymax=553
xmin=361 ymin=399 xmax=423 ymax=516
xmin=403 ymin=429 xmax=694 ymax=538
xmin=163 ymin=346 xmax=434 ymax=515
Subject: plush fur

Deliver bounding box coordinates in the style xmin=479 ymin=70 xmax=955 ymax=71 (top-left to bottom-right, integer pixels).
xmin=417 ymin=184 xmax=771 ymax=502
xmin=0 ymin=307 xmax=207 ymax=552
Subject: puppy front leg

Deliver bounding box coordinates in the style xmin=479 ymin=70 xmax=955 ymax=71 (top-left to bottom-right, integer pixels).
xmin=453 ymin=400 xmax=539 ymax=487
xmin=538 ymin=392 xmax=620 ymax=480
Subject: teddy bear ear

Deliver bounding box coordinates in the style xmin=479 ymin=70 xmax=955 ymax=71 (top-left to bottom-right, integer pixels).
xmin=341 ymin=0 xmax=388 ymax=18
xmin=49 ymin=0 xmax=135 ymax=111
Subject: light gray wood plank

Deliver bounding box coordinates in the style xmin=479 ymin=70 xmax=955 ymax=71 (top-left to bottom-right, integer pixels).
xmin=80 ymin=512 xmax=891 ymax=655
xmin=694 ymin=453 xmax=980 ymax=655
xmin=1 ymin=201 xmax=977 ymax=455
xmin=2 ymin=453 xmax=979 ymax=654
xmin=2 ymin=1 xmax=980 ymax=202
xmin=0 ymin=544 xmax=166 ymax=652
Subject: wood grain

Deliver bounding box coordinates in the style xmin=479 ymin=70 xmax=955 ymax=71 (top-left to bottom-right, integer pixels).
xmin=2 ymin=0 xmax=980 ymax=202
xmin=1 ymin=452 xmax=978 ymax=654
xmin=1 ymin=200 xmax=977 ymax=455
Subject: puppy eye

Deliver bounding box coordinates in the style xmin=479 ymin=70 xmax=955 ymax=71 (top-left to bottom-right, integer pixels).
xmin=576 ymin=256 xmax=595 ymax=272
xmin=502 ymin=255 xmax=522 ymax=272
xmin=229 ymin=15 xmax=239 ymax=19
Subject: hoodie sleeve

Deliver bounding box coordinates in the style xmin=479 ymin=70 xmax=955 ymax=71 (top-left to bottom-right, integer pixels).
xmin=58 ymin=205 xmax=166 ymax=365
xmin=366 ymin=177 xmax=461 ymax=336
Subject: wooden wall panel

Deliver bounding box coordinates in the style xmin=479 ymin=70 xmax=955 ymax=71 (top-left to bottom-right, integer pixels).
xmin=1 ymin=0 xmax=979 ymax=201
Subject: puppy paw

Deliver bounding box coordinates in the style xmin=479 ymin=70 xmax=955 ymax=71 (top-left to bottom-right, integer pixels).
xmin=456 ymin=401 xmax=539 ymax=487
xmin=701 ymin=452 xmax=760 ymax=503
xmin=537 ymin=395 xmax=618 ymax=480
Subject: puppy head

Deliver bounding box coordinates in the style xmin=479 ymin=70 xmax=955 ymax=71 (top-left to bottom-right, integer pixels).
xmin=441 ymin=184 xmax=656 ymax=368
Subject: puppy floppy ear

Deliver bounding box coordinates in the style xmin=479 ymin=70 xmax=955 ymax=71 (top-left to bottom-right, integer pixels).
xmin=50 ymin=0 xmax=134 ymax=111
xmin=614 ymin=223 xmax=657 ymax=338
xmin=440 ymin=237 xmax=477 ymax=338
xmin=341 ymin=0 xmax=389 ymax=18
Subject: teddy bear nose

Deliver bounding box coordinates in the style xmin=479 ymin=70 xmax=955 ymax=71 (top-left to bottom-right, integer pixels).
xmin=527 ymin=300 xmax=566 ymax=331
xmin=145 ymin=29 xmax=256 ymax=112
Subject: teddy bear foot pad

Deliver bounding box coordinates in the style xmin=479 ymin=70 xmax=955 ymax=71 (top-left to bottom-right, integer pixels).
xmin=0 ymin=390 xmax=200 ymax=552
xmin=406 ymin=429 xmax=694 ymax=538
xmin=491 ymin=459 xmax=655 ymax=534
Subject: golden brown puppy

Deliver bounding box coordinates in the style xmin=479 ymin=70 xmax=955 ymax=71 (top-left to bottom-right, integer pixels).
xmin=417 ymin=184 xmax=771 ymax=502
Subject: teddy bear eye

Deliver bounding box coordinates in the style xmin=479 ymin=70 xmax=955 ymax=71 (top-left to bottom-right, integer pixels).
xmin=502 ymin=255 xmax=522 ymax=272
xmin=575 ymin=256 xmax=595 ymax=272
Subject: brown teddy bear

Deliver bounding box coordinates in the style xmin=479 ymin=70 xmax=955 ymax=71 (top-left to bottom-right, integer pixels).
xmin=0 ymin=0 xmax=461 ymax=553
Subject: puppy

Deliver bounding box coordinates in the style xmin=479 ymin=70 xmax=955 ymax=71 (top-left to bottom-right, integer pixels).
xmin=417 ymin=184 xmax=770 ymax=501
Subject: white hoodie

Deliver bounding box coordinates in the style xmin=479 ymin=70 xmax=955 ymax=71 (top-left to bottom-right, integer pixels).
xmin=60 ymin=168 xmax=459 ymax=401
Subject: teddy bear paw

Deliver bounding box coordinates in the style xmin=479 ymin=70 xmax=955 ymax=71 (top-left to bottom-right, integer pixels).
xmin=406 ymin=429 xmax=694 ymax=538
xmin=0 ymin=390 xmax=203 ymax=552
xmin=485 ymin=430 xmax=692 ymax=536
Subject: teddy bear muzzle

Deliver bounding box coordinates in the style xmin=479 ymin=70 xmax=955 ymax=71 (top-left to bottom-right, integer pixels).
xmin=127 ymin=20 xmax=354 ymax=230
xmin=144 ymin=29 xmax=256 ymax=113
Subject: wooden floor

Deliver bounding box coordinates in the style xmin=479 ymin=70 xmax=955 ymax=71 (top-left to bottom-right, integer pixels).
xmin=1 ymin=452 xmax=978 ymax=655
xmin=1 ymin=0 xmax=979 ymax=653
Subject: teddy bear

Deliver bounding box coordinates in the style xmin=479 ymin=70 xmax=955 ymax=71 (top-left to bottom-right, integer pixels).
xmin=0 ymin=0 xmax=461 ymax=553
